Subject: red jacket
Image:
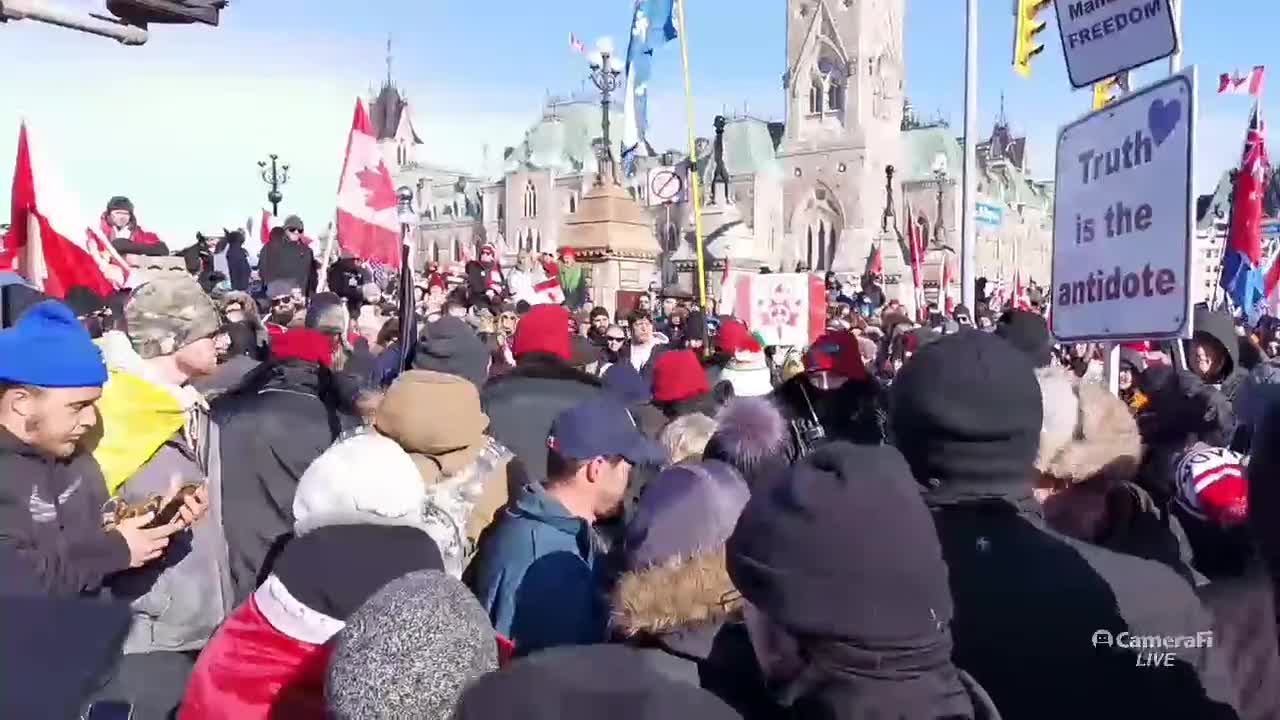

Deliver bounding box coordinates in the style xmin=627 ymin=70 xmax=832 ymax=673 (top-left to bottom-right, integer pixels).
xmin=180 ymin=577 xmax=340 ymax=719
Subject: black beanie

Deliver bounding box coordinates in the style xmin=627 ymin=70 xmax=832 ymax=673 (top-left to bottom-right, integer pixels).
xmin=413 ymin=316 xmax=490 ymax=389
xmin=889 ymin=330 xmax=1042 ymax=493
xmin=727 ymin=442 xmax=954 ymax=642
xmin=995 ymin=309 xmax=1053 ymax=368
xmin=452 ymin=644 xmax=741 ymax=720
xmin=106 ymin=195 xmax=133 ymax=214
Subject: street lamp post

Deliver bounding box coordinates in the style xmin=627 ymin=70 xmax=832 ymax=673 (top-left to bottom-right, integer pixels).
xmin=933 ymin=165 xmax=947 ymax=246
xmin=258 ymin=154 xmax=290 ymax=217
xmin=586 ymin=37 xmax=624 ymax=186
xmin=396 ymin=185 xmax=417 ymax=267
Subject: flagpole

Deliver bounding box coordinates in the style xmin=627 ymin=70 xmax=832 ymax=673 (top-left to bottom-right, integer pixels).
xmin=675 ymin=0 xmax=709 ymax=309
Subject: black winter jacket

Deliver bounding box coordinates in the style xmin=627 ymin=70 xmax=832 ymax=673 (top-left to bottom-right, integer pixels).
xmin=0 ymin=428 xmax=130 ymax=596
xmin=480 ymin=354 xmax=605 ymax=490
xmin=211 ymin=360 xmax=357 ymax=604
xmin=257 ymin=237 xmax=316 ymax=297
xmin=928 ymin=487 xmax=1241 ymax=720
xmin=770 ymin=373 xmax=887 ymax=459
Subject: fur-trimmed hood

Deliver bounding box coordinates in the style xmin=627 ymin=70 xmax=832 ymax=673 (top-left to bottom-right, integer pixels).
xmin=611 ymin=550 xmax=740 ymax=638
xmin=1038 ymin=370 xmax=1142 ymax=484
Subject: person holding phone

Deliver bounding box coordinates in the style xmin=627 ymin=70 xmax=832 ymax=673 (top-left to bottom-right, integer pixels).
xmin=0 ymin=301 xmax=205 ymax=597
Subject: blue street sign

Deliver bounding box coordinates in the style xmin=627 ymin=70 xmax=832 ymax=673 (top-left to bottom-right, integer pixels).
xmin=975 ymin=202 xmax=1003 ymax=226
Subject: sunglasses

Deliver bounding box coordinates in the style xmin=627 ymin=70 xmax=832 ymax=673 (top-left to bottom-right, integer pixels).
xmin=606 ymin=336 xmax=626 ymax=343
xmin=285 ymin=227 xmax=303 ymax=234
xmin=271 ymin=297 xmax=294 ymax=306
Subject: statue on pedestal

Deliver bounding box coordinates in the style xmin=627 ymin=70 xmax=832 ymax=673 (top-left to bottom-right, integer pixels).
xmin=707 ymin=115 xmax=732 ymax=206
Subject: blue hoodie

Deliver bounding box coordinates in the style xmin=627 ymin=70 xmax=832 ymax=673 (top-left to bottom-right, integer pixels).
xmin=464 ymin=483 xmax=605 ymax=655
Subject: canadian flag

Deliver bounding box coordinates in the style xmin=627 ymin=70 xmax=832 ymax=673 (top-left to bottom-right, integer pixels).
xmin=1219 ymin=66 xmax=1265 ymax=97
xmin=533 ymin=276 xmax=566 ymax=305
xmin=941 ymin=256 xmax=955 ymax=314
xmin=1013 ymin=269 xmax=1031 ymax=311
xmin=336 ymin=99 xmax=402 ymax=268
xmin=0 ymin=123 xmax=130 ymax=298
xmin=1262 ymin=244 xmax=1280 ymax=318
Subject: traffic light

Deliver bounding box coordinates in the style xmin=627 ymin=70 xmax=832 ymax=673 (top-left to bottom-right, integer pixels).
xmin=105 ymin=0 xmax=224 ymax=27
xmin=1013 ymin=0 xmax=1051 ymax=78
xmin=1091 ymin=73 xmax=1131 ymax=110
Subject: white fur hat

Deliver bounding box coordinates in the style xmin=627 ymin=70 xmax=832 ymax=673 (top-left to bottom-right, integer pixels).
xmin=293 ymin=431 xmax=428 ymax=537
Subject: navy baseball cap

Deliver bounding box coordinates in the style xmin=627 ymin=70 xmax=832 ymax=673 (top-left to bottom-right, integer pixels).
xmin=548 ymin=398 xmax=668 ymax=466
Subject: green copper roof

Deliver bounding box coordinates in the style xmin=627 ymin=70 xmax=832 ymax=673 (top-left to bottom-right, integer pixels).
xmin=506 ymin=100 xmax=624 ymax=175
xmin=722 ymin=117 xmax=782 ymax=177
xmin=901 ymin=125 xmax=962 ymax=183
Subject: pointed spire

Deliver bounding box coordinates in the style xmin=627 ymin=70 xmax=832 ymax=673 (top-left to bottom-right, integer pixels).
xmin=385 ymin=33 xmax=394 ymax=87
xmin=995 ymin=91 xmax=1008 ymax=129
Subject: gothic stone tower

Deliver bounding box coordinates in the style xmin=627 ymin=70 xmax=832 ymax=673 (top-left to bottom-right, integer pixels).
xmin=779 ymin=0 xmax=904 ymax=273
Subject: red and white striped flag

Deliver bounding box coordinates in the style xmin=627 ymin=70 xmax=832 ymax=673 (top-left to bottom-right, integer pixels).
xmin=570 ymin=33 xmax=585 ymax=54
xmin=0 ymin=123 xmax=130 ymax=297
xmin=1219 ymin=66 xmax=1265 ymax=97
xmin=336 ymin=98 xmax=402 ymax=268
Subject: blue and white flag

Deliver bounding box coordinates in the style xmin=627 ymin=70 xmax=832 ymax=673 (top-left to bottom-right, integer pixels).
xmin=621 ymin=0 xmax=678 ymax=173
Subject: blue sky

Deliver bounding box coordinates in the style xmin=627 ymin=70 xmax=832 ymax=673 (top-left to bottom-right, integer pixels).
xmin=0 ymin=0 xmax=1272 ymax=245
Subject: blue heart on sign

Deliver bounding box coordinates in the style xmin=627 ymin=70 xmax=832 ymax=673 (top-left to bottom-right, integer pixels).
xmin=1148 ymin=99 xmax=1181 ymax=146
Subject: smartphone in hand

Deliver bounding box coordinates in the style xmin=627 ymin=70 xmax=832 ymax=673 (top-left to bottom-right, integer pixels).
xmin=142 ymin=483 xmax=203 ymax=530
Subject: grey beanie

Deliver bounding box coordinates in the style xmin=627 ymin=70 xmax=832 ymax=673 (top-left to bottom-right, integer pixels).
xmin=325 ymin=570 xmax=498 ymax=720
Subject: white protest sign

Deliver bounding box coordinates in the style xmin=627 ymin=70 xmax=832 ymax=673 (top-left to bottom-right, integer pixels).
xmin=1050 ymin=67 xmax=1195 ymax=342
xmin=1055 ymin=0 xmax=1179 ymax=89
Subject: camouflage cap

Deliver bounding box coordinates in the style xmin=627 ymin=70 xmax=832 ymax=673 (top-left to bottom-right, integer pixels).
xmin=125 ymin=274 xmax=222 ymax=359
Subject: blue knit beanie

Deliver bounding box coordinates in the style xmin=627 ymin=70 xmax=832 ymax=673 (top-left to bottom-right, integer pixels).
xmin=0 ymin=301 xmax=108 ymax=387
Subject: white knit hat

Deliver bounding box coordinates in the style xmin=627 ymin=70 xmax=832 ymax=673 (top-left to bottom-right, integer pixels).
xmin=293 ymin=431 xmax=428 ymax=537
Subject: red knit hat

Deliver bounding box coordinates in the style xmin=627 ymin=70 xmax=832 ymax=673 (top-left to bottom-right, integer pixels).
xmin=511 ymin=304 xmax=572 ymax=361
xmin=716 ymin=319 xmax=761 ymax=355
xmin=651 ymin=349 xmax=711 ymax=403
xmin=271 ymin=328 xmax=335 ymax=368
xmin=804 ymin=331 xmax=867 ymax=381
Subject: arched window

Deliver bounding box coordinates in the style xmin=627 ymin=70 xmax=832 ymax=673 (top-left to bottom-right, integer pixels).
xmin=827 ymin=78 xmax=843 ymax=111
xmin=817 ymin=220 xmax=827 ymax=271
xmin=523 ymin=182 xmax=538 ymax=218
xmin=534 ymin=230 xmax=542 ymax=253
xmin=569 ymin=193 xmax=578 ymax=213
xmin=806 ymin=226 xmax=814 ymax=269
xmin=809 ymin=76 xmax=824 ymax=114
xmin=432 ymin=240 xmax=441 ymax=264
xmin=453 ymin=237 xmax=463 ymax=262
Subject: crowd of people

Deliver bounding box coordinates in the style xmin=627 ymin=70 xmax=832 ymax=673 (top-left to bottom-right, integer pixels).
xmin=1 ymin=206 xmax=1279 ymax=720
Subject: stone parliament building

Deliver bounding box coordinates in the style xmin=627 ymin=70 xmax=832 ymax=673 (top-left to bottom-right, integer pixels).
xmin=376 ymin=0 xmax=1053 ymax=315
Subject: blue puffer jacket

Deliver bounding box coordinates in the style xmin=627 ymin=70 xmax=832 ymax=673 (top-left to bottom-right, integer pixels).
xmin=464 ymin=484 xmax=605 ymax=655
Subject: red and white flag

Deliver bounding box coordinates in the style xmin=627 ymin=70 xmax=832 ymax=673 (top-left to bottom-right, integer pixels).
xmin=941 ymin=257 xmax=955 ymax=314
xmin=533 ymin=276 xmax=565 ymax=305
xmin=1219 ymin=66 xmax=1265 ymax=97
xmin=904 ymin=200 xmax=926 ymax=321
xmin=719 ymin=271 xmax=824 ymax=346
xmin=570 ymin=32 xmax=585 ymax=55
xmin=336 ymin=98 xmax=402 ymax=268
xmin=0 ymin=123 xmax=130 ymax=298
xmin=864 ymin=243 xmax=883 ymax=277
xmin=1013 ymin=269 xmax=1031 ymax=311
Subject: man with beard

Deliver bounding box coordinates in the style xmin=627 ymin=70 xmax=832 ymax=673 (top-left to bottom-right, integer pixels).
xmin=770 ymin=330 xmax=886 ymax=459
xmin=263 ymin=280 xmax=304 ymax=341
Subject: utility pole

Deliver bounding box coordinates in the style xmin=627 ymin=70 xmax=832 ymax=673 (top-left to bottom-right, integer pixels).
xmin=960 ymin=0 xmax=978 ymax=310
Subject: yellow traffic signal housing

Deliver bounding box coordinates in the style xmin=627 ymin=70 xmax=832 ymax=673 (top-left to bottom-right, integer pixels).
xmin=1013 ymin=0 xmax=1052 ymax=78
xmin=1091 ymin=73 xmax=1130 ymax=110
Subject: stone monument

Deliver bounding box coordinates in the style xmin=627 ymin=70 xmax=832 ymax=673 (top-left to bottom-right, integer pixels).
xmin=559 ymin=166 xmax=661 ymax=318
